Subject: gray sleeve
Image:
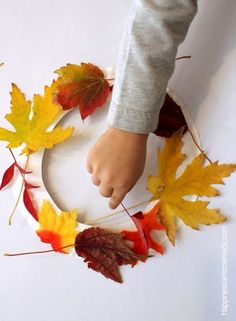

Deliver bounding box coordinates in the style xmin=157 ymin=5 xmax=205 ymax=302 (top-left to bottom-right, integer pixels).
xmin=107 ymin=0 xmax=198 ymax=134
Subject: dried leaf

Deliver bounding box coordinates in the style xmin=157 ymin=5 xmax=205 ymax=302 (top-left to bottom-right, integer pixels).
xmin=122 ymin=202 xmax=165 ymax=257
xmin=0 ymin=81 xmax=73 ymax=155
xmin=75 ymin=227 xmax=140 ymax=283
xmin=153 ymin=94 xmax=188 ymax=137
xmin=55 ymin=63 xmax=110 ymax=120
xmin=147 ymin=130 xmax=236 ymax=245
xmin=36 ymin=200 xmax=78 ymax=253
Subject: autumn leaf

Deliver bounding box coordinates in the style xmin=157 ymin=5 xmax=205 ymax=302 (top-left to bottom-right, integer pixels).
xmin=0 ymin=163 xmax=15 ymax=190
xmin=0 ymin=161 xmax=32 ymax=190
xmin=153 ymin=55 xmax=191 ymax=137
xmin=122 ymin=211 xmax=148 ymax=257
xmin=0 ymin=81 xmax=73 ymax=155
xmin=23 ymin=182 xmax=39 ymax=221
xmin=122 ymin=202 xmax=165 ymax=257
xmin=75 ymin=227 xmax=140 ymax=283
xmin=55 ymin=63 xmax=110 ymax=120
xmin=36 ymin=201 xmax=78 ymax=254
xmin=153 ymin=93 xmax=188 ymax=137
xmin=147 ymin=130 xmax=236 ymax=245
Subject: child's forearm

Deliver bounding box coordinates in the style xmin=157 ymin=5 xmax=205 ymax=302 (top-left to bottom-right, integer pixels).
xmin=107 ymin=0 xmax=198 ymax=134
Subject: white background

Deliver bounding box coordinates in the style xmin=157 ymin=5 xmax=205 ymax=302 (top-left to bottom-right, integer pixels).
xmin=0 ymin=1 xmax=235 ymax=321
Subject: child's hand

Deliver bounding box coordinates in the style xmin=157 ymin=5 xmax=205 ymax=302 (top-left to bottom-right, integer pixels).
xmin=87 ymin=126 xmax=148 ymax=209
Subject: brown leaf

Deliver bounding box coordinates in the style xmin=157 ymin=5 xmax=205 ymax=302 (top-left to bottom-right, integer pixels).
xmin=153 ymin=93 xmax=188 ymax=137
xmin=75 ymin=227 xmax=140 ymax=283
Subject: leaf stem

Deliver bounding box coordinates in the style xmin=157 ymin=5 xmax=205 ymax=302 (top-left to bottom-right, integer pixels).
xmin=187 ymin=129 xmax=213 ymax=164
xmin=175 ymin=55 xmax=191 ymax=60
xmin=8 ymin=148 xmax=26 ymax=179
xmin=8 ymin=154 xmax=30 ymax=225
xmin=8 ymin=179 xmax=24 ymax=225
xmin=9 ymin=148 xmax=17 ymax=164
xmin=120 ymin=202 xmax=131 ymax=218
xmin=4 ymin=244 xmax=75 ymax=257
xmin=85 ymin=200 xmax=148 ymax=224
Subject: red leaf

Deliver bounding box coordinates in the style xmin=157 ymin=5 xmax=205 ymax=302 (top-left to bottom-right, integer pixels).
xmin=55 ymin=63 xmax=110 ymax=120
xmin=0 ymin=162 xmax=33 ymax=191
xmin=75 ymin=227 xmax=140 ymax=283
xmin=127 ymin=211 xmax=148 ymax=257
xmin=122 ymin=202 xmax=165 ymax=256
xmin=23 ymin=188 xmax=38 ymax=221
xmin=14 ymin=163 xmax=32 ymax=174
xmin=0 ymin=163 xmax=15 ymax=190
xmin=24 ymin=181 xmax=39 ymax=189
xmin=153 ymin=93 xmax=188 ymax=137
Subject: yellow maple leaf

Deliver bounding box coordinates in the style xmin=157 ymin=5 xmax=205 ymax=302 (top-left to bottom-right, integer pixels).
xmin=36 ymin=200 xmax=78 ymax=253
xmin=0 ymin=80 xmax=73 ymax=154
xmin=147 ymin=130 xmax=236 ymax=245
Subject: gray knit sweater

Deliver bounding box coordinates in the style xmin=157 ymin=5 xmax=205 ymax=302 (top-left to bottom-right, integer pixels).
xmin=107 ymin=0 xmax=198 ymax=134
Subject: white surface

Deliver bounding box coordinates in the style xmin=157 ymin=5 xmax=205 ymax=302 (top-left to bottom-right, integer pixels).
xmin=0 ymin=1 xmax=235 ymax=321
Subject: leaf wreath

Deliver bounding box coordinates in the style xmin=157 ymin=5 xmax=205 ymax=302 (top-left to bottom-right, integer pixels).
xmin=1 ymin=61 xmax=236 ymax=284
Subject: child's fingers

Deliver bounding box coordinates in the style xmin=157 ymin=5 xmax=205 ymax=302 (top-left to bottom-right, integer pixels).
xmin=99 ymin=183 xmax=113 ymax=198
xmin=109 ymin=188 xmax=127 ymax=209
xmin=86 ymin=159 xmax=93 ymax=173
xmin=91 ymin=174 xmax=101 ymax=186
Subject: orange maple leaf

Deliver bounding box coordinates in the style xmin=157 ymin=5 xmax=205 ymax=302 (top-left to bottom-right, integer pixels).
xmin=54 ymin=63 xmax=111 ymax=120
xmin=36 ymin=201 xmax=78 ymax=254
